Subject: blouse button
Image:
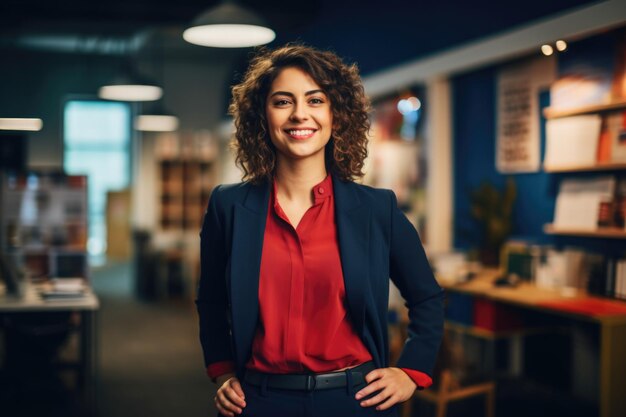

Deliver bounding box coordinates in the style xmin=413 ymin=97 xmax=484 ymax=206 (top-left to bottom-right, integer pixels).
xmin=318 ymin=187 xmax=325 ymax=194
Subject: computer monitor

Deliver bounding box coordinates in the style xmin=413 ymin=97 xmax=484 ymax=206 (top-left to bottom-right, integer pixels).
xmin=0 ymin=250 xmax=21 ymax=295
xmin=50 ymin=250 xmax=87 ymax=279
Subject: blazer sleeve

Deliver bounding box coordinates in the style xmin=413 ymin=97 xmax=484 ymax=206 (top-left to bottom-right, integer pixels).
xmin=387 ymin=190 xmax=445 ymax=376
xmin=195 ymin=185 xmax=234 ymax=368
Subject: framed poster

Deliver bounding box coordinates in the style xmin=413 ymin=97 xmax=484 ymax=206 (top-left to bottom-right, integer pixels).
xmin=496 ymin=57 xmax=555 ymax=173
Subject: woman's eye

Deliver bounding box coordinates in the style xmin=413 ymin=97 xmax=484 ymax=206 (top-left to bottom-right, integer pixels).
xmin=273 ymin=99 xmax=291 ymax=106
xmin=309 ymin=98 xmax=324 ymax=104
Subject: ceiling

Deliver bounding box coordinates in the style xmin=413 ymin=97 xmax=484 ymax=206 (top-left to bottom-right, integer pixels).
xmin=0 ymin=0 xmax=602 ymax=75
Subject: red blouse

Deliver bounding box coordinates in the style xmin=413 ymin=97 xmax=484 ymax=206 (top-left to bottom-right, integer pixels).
xmin=207 ymin=174 xmax=432 ymax=389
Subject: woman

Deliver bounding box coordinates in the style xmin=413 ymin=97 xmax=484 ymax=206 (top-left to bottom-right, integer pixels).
xmin=196 ymin=44 xmax=444 ymax=417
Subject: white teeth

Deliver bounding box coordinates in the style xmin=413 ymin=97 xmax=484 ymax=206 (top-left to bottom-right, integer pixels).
xmin=288 ymin=129 xmax=314 ymax=136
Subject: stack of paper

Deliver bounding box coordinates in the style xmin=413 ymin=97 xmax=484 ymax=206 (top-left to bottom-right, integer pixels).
xmin=40 ymin=277 xmax=86 ymax=300
xmin=553 ymin=176 xmax=615 ymax=230
xmin=544 ymin=115 xmax=602 ymax=168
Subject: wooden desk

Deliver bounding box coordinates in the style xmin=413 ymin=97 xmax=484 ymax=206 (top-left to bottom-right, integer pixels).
xmin=0 ymin=283 xmax=99 ymax=416
xmin=442 ymin=271 xmax=626 ymax=417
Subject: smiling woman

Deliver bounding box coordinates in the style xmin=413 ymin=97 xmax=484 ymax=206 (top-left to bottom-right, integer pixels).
xmin=265 ymin=67 xmax=333 ymax=165
xmin=196 ymin=44 xmax=444 ymax=417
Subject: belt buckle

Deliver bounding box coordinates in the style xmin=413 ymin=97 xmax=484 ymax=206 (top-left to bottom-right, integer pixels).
xmin=305 ymin=375 xmax=317 ymax=392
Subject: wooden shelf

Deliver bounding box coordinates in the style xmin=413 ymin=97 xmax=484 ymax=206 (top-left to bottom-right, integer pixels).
xmin=544 ymin=224 xmax=626 ymax=239
xmin=544 ymin=162 xmax=626 ymax=173
xmin=543 ymin=99 xmax=626 ymax=119
xmin=157 ymin=158 xmax=215 ymax=232
xmin=445 ymin=321 xmax=497 ymax=339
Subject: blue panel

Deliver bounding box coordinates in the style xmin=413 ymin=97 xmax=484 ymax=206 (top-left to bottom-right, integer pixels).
xmin=452 ymin=64 xmax=503 ymax=250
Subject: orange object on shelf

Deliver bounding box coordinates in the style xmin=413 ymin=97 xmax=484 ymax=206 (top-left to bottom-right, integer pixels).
xmin=597 ymin=117 xmax=612 ymax=162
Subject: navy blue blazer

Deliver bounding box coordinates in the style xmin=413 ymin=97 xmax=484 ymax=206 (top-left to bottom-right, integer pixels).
xmin=196 ymin=175 xmax=444 ymax=378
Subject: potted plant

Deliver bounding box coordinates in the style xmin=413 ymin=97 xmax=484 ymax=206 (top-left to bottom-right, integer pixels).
xmin=468 ymin=178 xmax=516 ymax=266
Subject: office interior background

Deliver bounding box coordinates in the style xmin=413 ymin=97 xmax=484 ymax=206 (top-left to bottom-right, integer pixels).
xmin=1 ymin=1 xmax=626 ymax=416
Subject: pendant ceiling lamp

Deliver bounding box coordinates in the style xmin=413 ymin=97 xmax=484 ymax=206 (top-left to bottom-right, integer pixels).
xmin=135 ymin=102 xmax=179 ymax=132
xmin=99 ymin=65 xmax=163 ymax=102
xmin=183 ymin=0 xmax=275 ymax=48
xmin=0 ymin=118 xmax=43 ymax=131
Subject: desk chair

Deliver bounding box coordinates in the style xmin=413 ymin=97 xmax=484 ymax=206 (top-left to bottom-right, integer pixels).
xmin=394 ymin=326 xmax=496 ymax=417
xmin=404 ymin=369 xmax=495 ymax=417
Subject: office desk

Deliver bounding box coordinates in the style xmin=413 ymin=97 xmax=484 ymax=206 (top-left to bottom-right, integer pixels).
xmin=442 ymin=270 xmax=626 ymax=417
xmin=0 ymin=283 xmax=99 ymax=415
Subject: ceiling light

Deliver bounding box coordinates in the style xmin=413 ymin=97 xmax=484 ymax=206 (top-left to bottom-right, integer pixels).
xmin=397 ymin=97 xmax=421 ymax=115
xmin=541 ymin=44 xmax=554 ymax=56
xmin=135 ymin=115 xmax=179 ymax=132
xmin=99 ymin=71 xmax=163 ymax=102
xmin=556 ymin=40 xmax=567 ymax=52
xmin=0 ymin=118 xmax=43 ymax=131
xmin=135 ymin=103 xmax=179 ymax=132
xmin=183 ymin=0 xmax=275 ymax=48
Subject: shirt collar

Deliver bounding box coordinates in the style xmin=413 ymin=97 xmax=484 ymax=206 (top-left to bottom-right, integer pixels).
xmin=271 ymin=173 xmax=333 ymax=209
xmin=312 ymin=173 xmax=333 ymax=203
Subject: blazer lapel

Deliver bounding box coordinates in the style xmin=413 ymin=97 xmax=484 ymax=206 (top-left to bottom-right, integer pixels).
xmin=332 ymin=176 xmax=370 ymax=337
xmin=229 ymin=180 xmax=270 ymax=368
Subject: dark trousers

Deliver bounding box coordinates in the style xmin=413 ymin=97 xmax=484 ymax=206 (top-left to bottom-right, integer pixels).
xmin=219 ymin=370 xmax=400 ymax=417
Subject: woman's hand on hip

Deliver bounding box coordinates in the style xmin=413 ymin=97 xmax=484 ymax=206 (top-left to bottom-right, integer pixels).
xmin=215 ymin=373 xmax=246 ymax=416
xmin=355 ymin=367 xmax=417 ymax=410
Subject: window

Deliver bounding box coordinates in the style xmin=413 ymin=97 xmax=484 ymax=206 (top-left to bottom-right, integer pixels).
xmin=63 ymin=99 xmax=131 ymax=263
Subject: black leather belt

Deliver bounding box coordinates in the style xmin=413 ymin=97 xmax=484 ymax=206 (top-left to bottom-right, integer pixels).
xmin=244 ymin=361 xmax=376 ymax=392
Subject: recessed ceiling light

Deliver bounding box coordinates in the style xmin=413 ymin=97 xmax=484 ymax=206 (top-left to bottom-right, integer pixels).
xmin=541 ymin=44 xmax=554 ymax=56
xmin=0 ymin=118 xmax=43 ymax=131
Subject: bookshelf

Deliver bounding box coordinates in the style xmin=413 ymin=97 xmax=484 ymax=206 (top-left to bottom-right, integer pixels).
xmin=543 ymin=99 xmax=626 ymax=119
xmin=543 ymin=97 xmax=626 ymax=240
xmin=154 ymin=131 xmax=218 ymax=233
xmin=158 ymin=158 xmax=214 ymax=231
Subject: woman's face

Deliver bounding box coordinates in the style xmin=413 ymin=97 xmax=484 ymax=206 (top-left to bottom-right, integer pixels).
xmin=265 ymin=66 xmax=333 ymax=166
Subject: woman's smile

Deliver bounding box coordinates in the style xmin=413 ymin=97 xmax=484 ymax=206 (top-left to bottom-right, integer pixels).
xmin=284 ymin=127 xmax=318 ymax=140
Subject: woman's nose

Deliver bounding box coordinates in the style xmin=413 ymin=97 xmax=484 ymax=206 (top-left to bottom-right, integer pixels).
xmin=289 ymin=102 xmax=309 ymax=121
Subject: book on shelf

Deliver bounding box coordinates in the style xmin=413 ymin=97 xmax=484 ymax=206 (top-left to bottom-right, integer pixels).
xmin=544 ymin=115 xmax=602 ymax=167
xmin=587 ymin=256 xmax=626 ymax=300
xmin=607 ymin=111 xmax=626 ymax=162
xmin=595 ymin=112 xmax=626 ymax=163
xmin=549 ymin=73 xmax=612 ymax=111
xmin=617 ymin=260 xmax=626 ymax=300
xmin=607 ymin=258 xmax=616 ymax=297
xmin=553 ymin=176 xmax=615 ymax=230
xmin=597 ymin=117 xmax=612 ymax=163
xmin=588 ymin=111 xmax=626 ymax=164
xmin=534 ymin=247 xmax=589 ymax=291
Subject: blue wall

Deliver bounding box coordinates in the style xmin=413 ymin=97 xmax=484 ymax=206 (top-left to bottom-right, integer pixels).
xmin=452 ymin=29 xmax=626 ymax=256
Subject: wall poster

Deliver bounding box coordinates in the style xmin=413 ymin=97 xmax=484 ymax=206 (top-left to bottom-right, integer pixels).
xmin=496 ymin=57 xmax=555 ymax=173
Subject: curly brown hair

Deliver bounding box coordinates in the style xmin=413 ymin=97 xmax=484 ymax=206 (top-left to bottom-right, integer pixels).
xmin=228 ymin=44 xmax=370 ymax=184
